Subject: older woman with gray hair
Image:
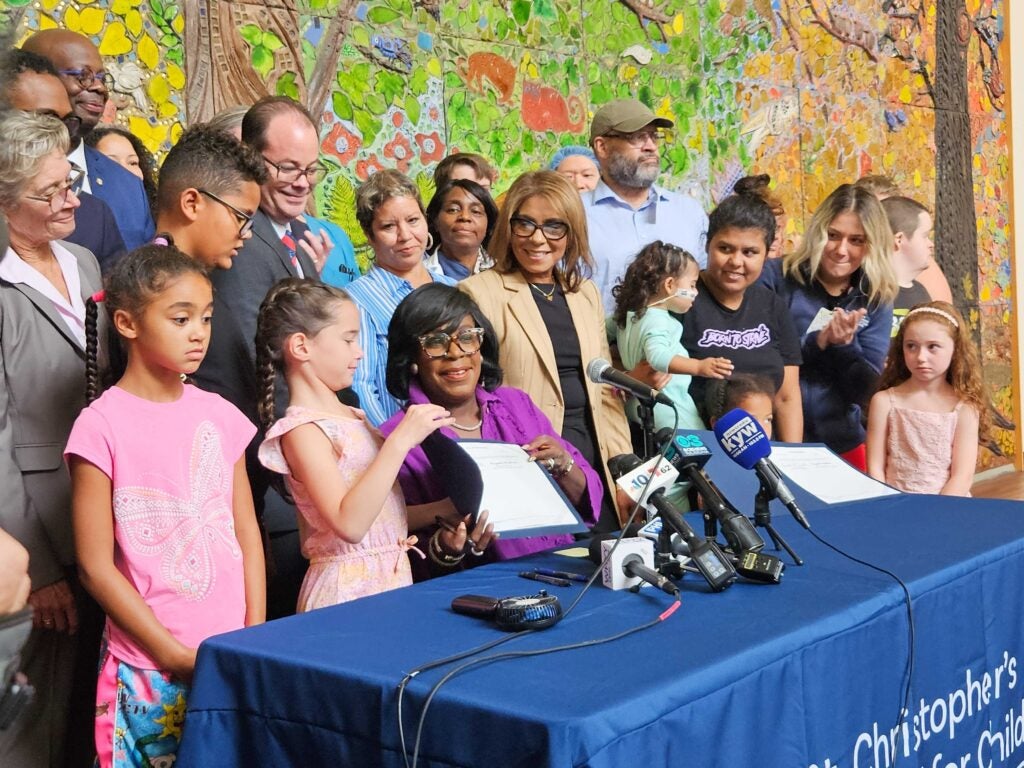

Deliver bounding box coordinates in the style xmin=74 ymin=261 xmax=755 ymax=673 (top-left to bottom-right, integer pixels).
xmin=345 ymin=169 xmax=457 ymax=425
xmin=0 ymin=111 xmax=108 ymax=767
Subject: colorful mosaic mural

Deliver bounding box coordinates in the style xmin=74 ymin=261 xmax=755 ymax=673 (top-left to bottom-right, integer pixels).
xmin=1 ymin=0 xmax=1014 ymax=463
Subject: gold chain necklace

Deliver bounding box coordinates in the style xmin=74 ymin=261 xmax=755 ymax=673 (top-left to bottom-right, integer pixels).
xmin=530 ymin=282 xmax=556 ymax=302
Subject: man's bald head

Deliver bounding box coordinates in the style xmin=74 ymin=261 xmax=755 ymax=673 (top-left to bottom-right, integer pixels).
xmin=22 ymin=30 xmax=109 ymax=135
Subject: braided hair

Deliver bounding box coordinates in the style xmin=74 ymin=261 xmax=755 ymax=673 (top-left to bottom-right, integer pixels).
xmin=85 ymin=244 xmax=210 ymax=402
xmin=254 ymin=278 xmax=353 ymax=430
xmin=611 ymin=240 xmax=697 ymax=328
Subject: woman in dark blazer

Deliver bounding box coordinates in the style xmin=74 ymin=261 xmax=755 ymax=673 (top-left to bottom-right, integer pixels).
xmin=0 ymin=112 xmax=108 ymax=768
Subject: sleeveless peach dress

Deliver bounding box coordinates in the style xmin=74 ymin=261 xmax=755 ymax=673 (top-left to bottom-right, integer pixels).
xmin=260 ymin=406 xmax=420 ymax=611
xmin=884 ymin=390 xmax=966 ymax=495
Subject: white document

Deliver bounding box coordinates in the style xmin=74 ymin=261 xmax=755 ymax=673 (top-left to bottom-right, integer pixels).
xmin=454 ymin=441 xmax=586 ymax=537
xmin=769 ymin=445 xmax=900 ymax=504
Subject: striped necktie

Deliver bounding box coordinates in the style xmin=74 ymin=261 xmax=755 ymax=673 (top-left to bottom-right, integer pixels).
xmin=281 ymin=227 xmax=303 ymax=277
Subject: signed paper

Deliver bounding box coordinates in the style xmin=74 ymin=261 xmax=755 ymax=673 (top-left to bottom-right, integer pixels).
xmin=769 ymin=445 xmax=900 ymax=504
xmin=446 ymin=441 xmax=587 ymax=538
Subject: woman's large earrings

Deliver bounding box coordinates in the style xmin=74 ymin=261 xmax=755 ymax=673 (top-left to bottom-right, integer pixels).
xmin=424 ymin=232 xmax=434 ymax=254
xmin=410 ymin=363 xmax=418 ymax=375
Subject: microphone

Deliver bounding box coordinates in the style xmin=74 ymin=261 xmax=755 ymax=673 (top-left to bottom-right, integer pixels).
xmin=713 ymin=409 xmax=811 ymax=530
xmin=609 ymin=454 xmax=735 ymax=592
xmin=586 ymin=358 xmax=674 ymax=407
xmin=610 ymin=453 xmax=678 ymax=520
xmin=588 ymin=536 xmax=679 ymax=596
xmin=663 ymin=434 xmax=765 ymax=553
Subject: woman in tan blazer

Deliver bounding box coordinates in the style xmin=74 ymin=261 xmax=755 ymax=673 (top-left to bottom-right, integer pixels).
xmin=461 ymin=171 xmax=631 ymax=529
xmin=0 ymin=112 xmax=108 ymax=767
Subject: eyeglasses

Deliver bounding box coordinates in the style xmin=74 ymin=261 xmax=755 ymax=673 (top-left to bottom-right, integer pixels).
xmin=57 ymin=67 xmax=114 ymax=91
xmin=603 ymin=129 xmax=665 ymax=147
xmin=24 ymin=167 xmax=84 ymax=211
xmin=198 ymin=189 xmax=255 ymax=237
xmin=417 ymin=327 xmax=485 ymax=359
xmin=510 ymin=216 xmax=570 ymax=241
xmin=263 ymin=157 xmax=328 ymax=184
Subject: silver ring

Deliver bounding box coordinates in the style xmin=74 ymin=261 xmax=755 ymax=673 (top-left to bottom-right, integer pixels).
xmin=470 ymin=546 xmax=486 ymax=557
xmin=545 ymin=458 xmax=555 ymax=470
xmin=465 ymin=537 xmax=478 ymax=551
xmin=42 ymin=619 xmax=53 ymax=627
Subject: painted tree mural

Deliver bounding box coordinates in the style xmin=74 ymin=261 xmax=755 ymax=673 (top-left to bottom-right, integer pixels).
xmin=0 ymin=0 xmax=1013 ymax=462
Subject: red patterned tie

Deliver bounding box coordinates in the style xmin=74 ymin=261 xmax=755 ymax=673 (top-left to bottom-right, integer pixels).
xmin=281 ymin=228 xmax=300 ymax=275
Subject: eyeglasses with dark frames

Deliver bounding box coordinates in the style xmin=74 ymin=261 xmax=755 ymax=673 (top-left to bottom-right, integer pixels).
xmin=602 ymin=128 xmax=665 ymax=147
xmin=57 ymin=67 xmax=114 ymax=91
xmin=417 ymin=327 xmax=485 ymax=359
xmin=262 ymin=157 xmax=329 ymax=184
xmin=510 ymin=216 xmax=570 ymax=241
xmin=198 ymin=189 xmax=255 ymax=237
xmin=24 ymin=167 xmax=85 ymax=211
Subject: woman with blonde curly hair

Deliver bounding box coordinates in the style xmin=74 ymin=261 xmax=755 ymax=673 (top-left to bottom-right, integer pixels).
xmin=460 ymin=171 xmax=632 ymax=529
xmin=760 ymin=183 xmax=898 ymax=469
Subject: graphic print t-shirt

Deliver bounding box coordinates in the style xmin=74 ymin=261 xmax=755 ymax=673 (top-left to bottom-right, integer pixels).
xmin=679 ymin=277 xmax=802 ymax=409
xmin=65 ymin=384 xmax=255 ymax=669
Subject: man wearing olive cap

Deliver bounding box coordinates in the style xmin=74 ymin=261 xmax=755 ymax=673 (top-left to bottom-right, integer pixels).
xmin=583 ymin=99 xmax=708 ymax=311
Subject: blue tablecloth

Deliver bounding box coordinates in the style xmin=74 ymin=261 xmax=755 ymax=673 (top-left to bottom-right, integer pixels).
xmin=178 ymin=493 xmax=1024 ymax=767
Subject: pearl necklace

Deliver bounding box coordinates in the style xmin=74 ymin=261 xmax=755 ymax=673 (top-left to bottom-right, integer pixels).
xmin=451 ymin=419 xmax=482 ymax=431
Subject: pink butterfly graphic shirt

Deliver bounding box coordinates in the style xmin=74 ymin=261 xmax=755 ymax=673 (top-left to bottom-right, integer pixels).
xmin=66 ymin=384 xmax=256 ymax=670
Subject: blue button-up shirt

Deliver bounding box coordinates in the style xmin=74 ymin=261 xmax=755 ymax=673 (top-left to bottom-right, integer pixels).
xmin=345 ymin=264 xmax=457 ymax=426
xmin=583 ymin=180 xmax=708 ymax=313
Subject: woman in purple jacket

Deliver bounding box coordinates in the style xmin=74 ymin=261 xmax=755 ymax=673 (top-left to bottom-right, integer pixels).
xmin=380 ymin=283 xmax=602 ymax=575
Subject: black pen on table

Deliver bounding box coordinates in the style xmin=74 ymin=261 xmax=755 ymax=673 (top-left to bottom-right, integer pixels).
xmin=519 ymin=571 xmax=571 ymax=587
xmin=533 ymin=568 xmax=589 ymax=583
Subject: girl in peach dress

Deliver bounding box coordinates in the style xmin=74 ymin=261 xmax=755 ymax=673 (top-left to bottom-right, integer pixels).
xmin=255 ymin=279 xmax=492 ymax=611
xmin=866 ymin=302 xmax=988 ymax=496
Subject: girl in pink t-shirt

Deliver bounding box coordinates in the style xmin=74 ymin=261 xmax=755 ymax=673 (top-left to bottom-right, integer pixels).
xmin=255 ymin=279 xmax=493 ymax=611
xmin=65 ymin=245 xmax=265 ymax=767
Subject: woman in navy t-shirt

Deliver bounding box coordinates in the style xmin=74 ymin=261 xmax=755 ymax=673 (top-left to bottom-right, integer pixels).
xmin=679 ymin=194 xmax=804 ymax=442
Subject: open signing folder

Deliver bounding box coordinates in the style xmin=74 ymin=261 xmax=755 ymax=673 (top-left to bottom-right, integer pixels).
xmin=420 ymin=433 xmax=588 ymax=538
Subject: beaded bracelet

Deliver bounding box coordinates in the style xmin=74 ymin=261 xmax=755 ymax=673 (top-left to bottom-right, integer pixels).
xmin=428 ymin=529 xmax=464 ymax=567
xmin=552 ymin=455 xmax=575 ymax=478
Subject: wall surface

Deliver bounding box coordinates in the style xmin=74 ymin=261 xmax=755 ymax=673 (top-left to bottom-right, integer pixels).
xmin=2 ymin=0 xmax=1015 ymax=464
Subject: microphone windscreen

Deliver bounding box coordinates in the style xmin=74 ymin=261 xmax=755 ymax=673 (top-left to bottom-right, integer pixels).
xmin=588 ymin=533 xmax=619 ymax=565
xmin=420 ymin=431 xmax=484 ymax=520
xmin=585 ymin=357 xmax=611 ymax=384
xmin=713 ymin=408 xmax=771 ymax=470
xmin=664 ymin=433 xmax=712 ymax=471
xmin=607 ymin=453 xmax=643 ymax=480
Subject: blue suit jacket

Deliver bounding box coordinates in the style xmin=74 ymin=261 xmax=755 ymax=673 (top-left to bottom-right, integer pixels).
xmin=65 ymin=192 xmax=126 ymax=273
xmin=83 ymin=144 xmax=154 ymax=250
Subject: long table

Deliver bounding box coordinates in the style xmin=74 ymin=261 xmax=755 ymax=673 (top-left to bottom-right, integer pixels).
xmin=178 ymin=492 xmax=1024 ymax=767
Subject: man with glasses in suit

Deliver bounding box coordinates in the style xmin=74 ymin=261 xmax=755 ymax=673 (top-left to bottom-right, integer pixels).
xmin=0 ymin=49 xmax=126 ymax=271
xmin=22 ymin=30 xmax=155 ymax=250
xmin=191 ymin=96 xmax=337 ymax=620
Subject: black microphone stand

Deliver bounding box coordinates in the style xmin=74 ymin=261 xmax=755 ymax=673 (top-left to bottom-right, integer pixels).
xmin=753 ymin=480 xmax=802 ymax=565
xmin=635 ymin=400 xmax=659 ymax=461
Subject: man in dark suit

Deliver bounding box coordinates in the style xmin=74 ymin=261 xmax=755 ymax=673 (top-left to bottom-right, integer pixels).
xmin=0 ymin=50 xmax=126 ymax=270
xmin=191 ymin=96 xmax=333 ymax=619
xmin=22 ymin=30 xmax=154 ymax=250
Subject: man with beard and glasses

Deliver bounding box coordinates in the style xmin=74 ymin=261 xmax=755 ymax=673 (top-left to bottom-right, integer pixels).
xmin=0 ymin=49 xmax=126 ymax=271
xmin=22 ymin=30 xmax=154 ymax=250
xmin=583 ymin=99 xmax=708 ymax=312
